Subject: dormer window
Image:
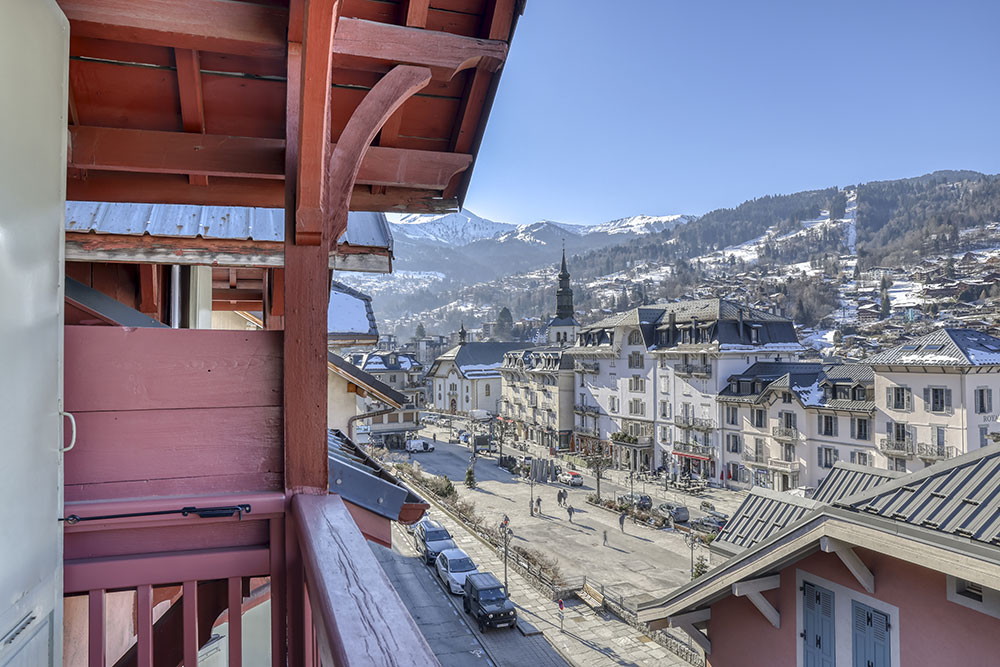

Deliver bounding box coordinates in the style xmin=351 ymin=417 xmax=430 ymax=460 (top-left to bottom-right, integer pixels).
xmin=750 ymin=328 xmax=760 ymax=344
xmin=628 ymin=330 xmax=643 ymax=346
xmin=730 ymin=381 xmax=738 ymax=393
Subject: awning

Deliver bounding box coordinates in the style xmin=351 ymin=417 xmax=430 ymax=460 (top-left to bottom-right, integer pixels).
xmin=673 ymin=451 xmax=711 ymax=461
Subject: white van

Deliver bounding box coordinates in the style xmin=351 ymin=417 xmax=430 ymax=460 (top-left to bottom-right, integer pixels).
xmin=406 ymin=439 xmax=435 ymax=453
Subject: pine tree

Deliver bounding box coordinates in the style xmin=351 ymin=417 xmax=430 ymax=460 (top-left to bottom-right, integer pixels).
xmin=464 ymin=466 xmax=476 ymax=489
xmin=692 ymin=555 xmax=709 ymax=579
xmin=415 ymin=322 xmax=426 ymax=338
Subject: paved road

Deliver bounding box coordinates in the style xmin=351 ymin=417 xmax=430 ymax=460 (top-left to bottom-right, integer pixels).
xmin=371 ymin=524 xmax=567 ymax=667
xmin=407 ymin=430 xmax=748 ymax=600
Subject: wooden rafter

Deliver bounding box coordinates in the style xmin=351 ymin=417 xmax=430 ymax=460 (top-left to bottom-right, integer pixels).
xmin=57 ymin=0 xmax=288 ymax=57
xmin=402 ymin=0 xmax=429 ymax=28
xmin=820 ymin=536 xmax=875 ymax=594
xmin=173 ymin=48 xmax=208 ymax=186
xmin=667 ymin=609 xmax=712 ymax=655
xmin=66 ymin=126 xmax=471 ymax=190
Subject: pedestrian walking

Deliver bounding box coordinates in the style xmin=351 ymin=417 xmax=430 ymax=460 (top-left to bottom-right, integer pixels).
xmin=536 ymin=496 xmax=542 ymax=515
xmin=567 ymin=505 xmax=574 ymax=523
xmin=619 ymin=511 xmax=626 ymax=533
xmin=603 ymin=529 xmax=608 ymax=546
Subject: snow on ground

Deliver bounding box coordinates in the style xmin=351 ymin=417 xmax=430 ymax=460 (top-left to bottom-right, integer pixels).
xmin=801 ymin=329 xmax=837 ymax=354
xmin=887 ymin=280 xmax=924 ymax=309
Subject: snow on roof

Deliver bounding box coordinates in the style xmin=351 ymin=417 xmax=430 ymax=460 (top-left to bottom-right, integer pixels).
xmin=327 ymin=281 xmax=377 ymax=339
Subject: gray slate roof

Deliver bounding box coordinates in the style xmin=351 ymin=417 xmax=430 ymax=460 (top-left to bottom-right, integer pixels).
xmin=713 ymin=488 xmax=820 ymax=557
xmin=812 ymin=462 xmax=904 ymax=504
xmin=66 ymin=201 xmax=393 ymax=251
xmin=433 ymin=342 xmax=535 ymax=379
xmin=864 ymin=328 xmax=1000 ymax=367
xmin=327 ymin=352 xmax=407 ymax=407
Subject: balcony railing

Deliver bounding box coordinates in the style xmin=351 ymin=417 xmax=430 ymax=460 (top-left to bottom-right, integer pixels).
xmin=675 ymin=414 xmax=715 ymax=431
xmin=674 ymin=441 xmax=715 ymax=458
xmin=574 ymin=403 xmax=601 ymax=416
xmin=575 ymin=361 xmax=600 ymax=374
xmin=575 ymin=425 xmax=598 ymax=437
xmin=772 ymin=425 xmax=800 ymax=441
xmin=676 ymin=363 xmax=712 ymax=378
xmin=768 ymin=457 xmax=801 ymax=473
xmin=916 ymin=442 xmax=958 ymax=461
xmin=878 ymin=437 xmax=915 ymax=458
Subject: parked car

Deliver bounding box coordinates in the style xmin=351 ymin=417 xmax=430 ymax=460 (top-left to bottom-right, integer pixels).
xmin=690 ymin=517 xmax=724 ymax=535
xmin=435 ymin=548 xmax=479 ymax=594
xmin=706 ymin=510 xmax=729 ymax=527
xmin=459 ymin=432 xmax=471 ymax=444
xmin=617 ymin=493 xmax=653 ymax=510
xmin=558 ymin=470 xmax=584 ymax=486
xmin=656 ymin=502 xmax=690 ymax=523
xmin=415 ymin=520 xmax=456 ymax=565
xmin=462 ymin=572 xmax=517 ymax=632
xmin=405 ymin=439 xmax=435 ymax=453
xmin=407 ymin=514 xmax=431 ymax=535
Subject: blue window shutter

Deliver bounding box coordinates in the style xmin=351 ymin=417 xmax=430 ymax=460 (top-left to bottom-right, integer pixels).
xmin=872 ymin=607 xmax=890 ymax=667
xmin=852 ymin=601 xmax=869 ymax=667
xmin=804 ymin=583 xmax=836 ymax=667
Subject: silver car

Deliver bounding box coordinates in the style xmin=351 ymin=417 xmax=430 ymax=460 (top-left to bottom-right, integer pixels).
xmin=435 ymin=548 xmax=479 ymax=594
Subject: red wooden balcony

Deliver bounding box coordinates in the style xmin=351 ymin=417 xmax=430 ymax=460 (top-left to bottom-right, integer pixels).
xmin=62 ymin=325 xmax=433 ymax=665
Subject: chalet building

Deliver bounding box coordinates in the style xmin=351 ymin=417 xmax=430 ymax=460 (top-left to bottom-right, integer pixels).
xmin=865 ymin=328 xmax=1000 ymax=470
xmin=358 ymin=351 xmax=426 ymax=407
xmin=717 ymin=363 xmax=877 ymax=492
xmin=2 ymin=1 xmax=525 ymax=664
xmin=638 ymin=449 xmax=1000 ymax=667
xmin=568 ymin=299 xmax=803 ymax=475
xmin=545 ymin=249 xmax=580 ymax=346
xmin=402 ymin=334 xmax=451 ymax=367
xmin=428 ymin=327 xmax=532 ymax=415
xmin=498 ymin=347 xmax=575 ymax=451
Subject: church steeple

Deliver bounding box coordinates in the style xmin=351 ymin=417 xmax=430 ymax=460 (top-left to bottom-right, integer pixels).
xmin=555 ymin=247 xmax=573 ymax=320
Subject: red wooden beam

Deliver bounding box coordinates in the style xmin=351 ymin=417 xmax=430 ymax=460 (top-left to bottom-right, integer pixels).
xmin=333 ymin=17 xmax=507 ymax=75
xmin=68 ymin=125 xmax=472 ymax=189
xmin=56 ymin=0 xmax=288 ymax=58
xmin=294 ymin=0 xmax=340 ymax=247
xmin=138 ymin=264 xmax=160 ymax=315
xmin=402 ymin=0 xmax=430 ymax=28
xmin=326 ymin=65 xmax=432 ymax=241
xmin=174 ymin=49 xmax=209 ymax=186
xmin=65 ymin=170 xmax=459 ymax=213
xmin=482 ymin=0 xmax=516 ymax=40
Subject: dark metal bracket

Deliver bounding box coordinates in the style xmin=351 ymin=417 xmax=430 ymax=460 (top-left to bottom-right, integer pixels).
xmin=60 ymin=504 xmax=252 ymax=525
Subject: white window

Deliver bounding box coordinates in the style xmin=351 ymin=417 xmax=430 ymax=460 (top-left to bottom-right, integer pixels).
xmin=850 ymin=450 xmax=871 ymax=466
xmin=818 ymin=446 xmax=838 ymax=468
xmin=484 ymin=384 xmax=490 ymax=397
xmin=924 ymin=386 xmax=950 ymax=413
xmin=753 ymin=409 xmax=766 ymax=428
xmin=888 ymin=456 xmax=906 ymax=472
xmin=628 ymin=330 xmax=643 ymax=346
xmin=819 ymin=414 xmax=838 ymax=437
xmin=851 ymin=417 xmax=869 ymax=441
xmin=980 ymin=425 xmax=989 ymax=448
xmin=726 ymin=433 xmax=741 ymax=453
xmin=887 ymin=386 xmax=912 ymax=411
xmin=628 ymin=375 xmax=645 ymax=393
xmin=628 ymin=351 xmax=644 ymax=369
xmin=726 ymin=405 xmax=739 ymax=425
xmin=629 ymin=399 xmax=646 ymax=416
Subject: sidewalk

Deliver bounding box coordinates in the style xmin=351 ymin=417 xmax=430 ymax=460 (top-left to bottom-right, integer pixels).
xmin=420 ymin=493 xmax=691 ymax=667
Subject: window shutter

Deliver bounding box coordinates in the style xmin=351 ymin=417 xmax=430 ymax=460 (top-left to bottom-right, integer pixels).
xmin=872 ymin=608 xmax=890 ymax=667
xmin=989 ymin=388 xmax=994 ymax=413
xmin=907 ymin=425 xmax=915 ymax=443
xmin=850 ymin=417 xmax=856 ymax=439
xmin=905 ymin=388 xmax=912 ymax=412
xmin=852 ymin=603 xmax=869 ymax=667
xmin=818 ymin=414 xmax=823 ymax=432
xmin=850 ymin=450 xmax=856 ymax=464
xmin=945 ymin=388 xmax=952 ymax=411
xmin=833 ymin=448 xmax=840 ymax=462
xmin=833 ymin=417 xmax=839 ymax=437
xmin=885 ymin=387 xmax=892 ymax=407
xmin=923 ymin=387 xmax=931 ymax=406
xmin=790 ymin=412 xmax=797 ymax=428
xmin=817 ymin=447 xmax=823 ymax=468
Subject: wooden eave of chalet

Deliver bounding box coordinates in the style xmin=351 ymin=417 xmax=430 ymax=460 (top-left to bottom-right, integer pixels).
xmin=328 ymin=351 xmax=408 ymax=409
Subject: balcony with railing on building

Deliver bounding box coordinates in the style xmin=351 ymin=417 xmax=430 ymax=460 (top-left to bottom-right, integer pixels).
xmin=575 ymin=423 xmax=598 ymax=437
xmin=771 ymin=425 xmax=800 ymax=441
xmin=767 ymin=457 xmax=801 ymax=473
xmin=878 ymin=435 xmax=915 ymax=458
xmin=574 ymin=402 xmax=601 ymax=416
xmin=742 ymin=447 xmax=768 ymax=465
xmin=675 ymin=414 xmax=715 ymax=431
xmin=574 ymin=360 xmax=599 ymax=374
xmin=916 ymin=442 xmax=958 ymax=461
xmin=675 ymin=363 xmax=712 ymax=378
xmin=674 ymin=440 xmax=715 ymax=458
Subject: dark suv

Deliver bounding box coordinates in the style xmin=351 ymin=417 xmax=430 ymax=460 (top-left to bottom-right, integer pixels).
xmin=415 ymin=520 xmax=456 ymax=565
xmin=462 ymin=572 xmax=517 ymax=632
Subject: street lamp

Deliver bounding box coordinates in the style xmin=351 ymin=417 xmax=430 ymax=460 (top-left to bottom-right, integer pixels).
xmin=684 ymin=531 xmax=702 ymax=578
xmin=502 ymin=522 xmax=513 ymax=591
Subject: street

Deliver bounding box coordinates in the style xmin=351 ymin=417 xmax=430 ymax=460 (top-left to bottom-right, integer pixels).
xmin=371 ymin=523 xmax=568 ymax=667
xmin=408 ymin=427 xmax=748 ymax=601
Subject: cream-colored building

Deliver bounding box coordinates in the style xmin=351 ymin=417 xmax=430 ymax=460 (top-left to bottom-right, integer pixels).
xmin=499 ymin=347 xmax=575 ymax=450
xmin=427 ymin=336 xmax=532 ymax=415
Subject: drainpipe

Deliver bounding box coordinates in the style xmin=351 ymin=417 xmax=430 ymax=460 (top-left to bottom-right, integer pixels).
xmin=347 ymin=406 xmax=398 ymax=445
xmin=170 ymin=265 xmax=181 ymax=328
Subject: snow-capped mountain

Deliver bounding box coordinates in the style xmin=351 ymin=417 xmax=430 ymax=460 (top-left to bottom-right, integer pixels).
xmin=494 ymin=220 xmax=583 ymax=245
xmin=391 ymin=210 xmax=514 ymax=246
xmin=587 ymin=214 xmax=696 ymax=236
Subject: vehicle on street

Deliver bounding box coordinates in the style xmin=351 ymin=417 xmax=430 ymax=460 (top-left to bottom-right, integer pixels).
xmin=517 ymin=455 xmax=533 ymax=466
xmin=435 ymin=548 xmax=479 ymax=595
xmin=656 ymin=502 xmax=689 ymax=523
xmin=690 ymin=517 xmax=724 ymax=535
xmin=405 ymin=439 xmax=435 ymax=453
xmin=706 ymin=510 xmax=729 ymax=527
xmin=558 ymin=470 xmax=583 ymax=486
xmin=462 ymin=572 xmax=517 ymax=632
xmin=407 ymin=514 xmax=431 ymax=535
xmin=459 ymin=432 xmax=470 ymax=444
xmin=415 ymin=520 xmax=456 ymax=565
xmin=617 ymin=493 xmax=653 ymax=510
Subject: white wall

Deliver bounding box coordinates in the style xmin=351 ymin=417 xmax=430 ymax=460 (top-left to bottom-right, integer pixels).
xmin=0 ymin=3 xmax=68 ymax=664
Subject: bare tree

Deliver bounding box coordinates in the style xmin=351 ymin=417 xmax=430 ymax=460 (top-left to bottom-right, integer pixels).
xmin=583 ymin=441 xmax=614 ymax=500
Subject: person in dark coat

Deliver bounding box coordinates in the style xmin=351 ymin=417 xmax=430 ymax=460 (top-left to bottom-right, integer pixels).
xmin=619 ymin=511 xmax=626 ymax=533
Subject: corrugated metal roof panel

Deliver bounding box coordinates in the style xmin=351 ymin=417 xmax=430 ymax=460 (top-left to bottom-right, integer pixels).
xmin=65 ymin=201 xmax=392 ymax=250
xmin=715 ymin=488 xmax=820 ymax=553
xmin=812 ymin=462 xmax=903 ymax=504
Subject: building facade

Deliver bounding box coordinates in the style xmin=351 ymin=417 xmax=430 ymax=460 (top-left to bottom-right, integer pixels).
xmin=357 ymin=351 xmax=426 ymax=407
xmin=568 ymin=299 xmax=804 ymax=474
xmin=427 ymin=335 xmax=533 ymax=415
xmin=499 ymin=347 xmax=575 ymax=450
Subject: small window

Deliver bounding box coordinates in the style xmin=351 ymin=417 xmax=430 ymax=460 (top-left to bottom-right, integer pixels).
xmin=782 ymin=392 xmax=792 ymax=403
xmin=628 ymin=330 xmax=643 ymax=346
xmin=901 ymin=344 xmax=919 ymax=351
xmin=750 ymin=328 xmax=760 ymax=344
xmin=957 ymin=579 xmax=984 ymax=603
xmin=753 ymin=409 xmax=766 ymax=428
xmin=485 ymin=384 xmax=490 ymax=397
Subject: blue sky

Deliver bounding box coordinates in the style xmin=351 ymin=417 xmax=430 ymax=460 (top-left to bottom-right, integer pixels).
xmin=463 ymin=0 xmax=1000 ymax=226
